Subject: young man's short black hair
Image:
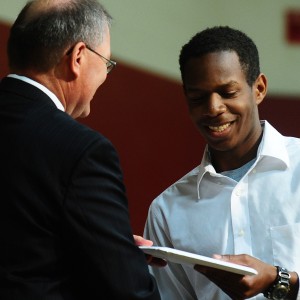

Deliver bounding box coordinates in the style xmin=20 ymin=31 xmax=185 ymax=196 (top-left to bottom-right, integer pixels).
xmin=179 ymin=26 xmax=260 ymax=86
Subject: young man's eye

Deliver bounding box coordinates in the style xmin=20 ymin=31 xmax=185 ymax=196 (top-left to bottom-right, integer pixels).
xmin=222 ymin=91 xmax=237 ymax=98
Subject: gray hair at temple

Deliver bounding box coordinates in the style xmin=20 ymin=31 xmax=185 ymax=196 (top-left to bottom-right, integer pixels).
xmin=7 ymin=0 xmax=112 ymax=72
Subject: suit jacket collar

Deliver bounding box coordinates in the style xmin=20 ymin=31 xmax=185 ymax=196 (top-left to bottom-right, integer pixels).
xmin=0 ymin=76 xmax=58 ymax=110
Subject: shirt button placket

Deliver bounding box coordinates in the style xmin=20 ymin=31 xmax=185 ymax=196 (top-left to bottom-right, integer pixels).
xmin=231 ymin=182 xmax=252 ymax=255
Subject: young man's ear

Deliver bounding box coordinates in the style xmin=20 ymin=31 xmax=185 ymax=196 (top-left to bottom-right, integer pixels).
xmin=255 ymin=73 xmax=268 ymax=105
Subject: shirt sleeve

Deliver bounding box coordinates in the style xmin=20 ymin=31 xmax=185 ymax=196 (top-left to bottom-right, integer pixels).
xmin=144 ymin=201 xmax=197 ymax=300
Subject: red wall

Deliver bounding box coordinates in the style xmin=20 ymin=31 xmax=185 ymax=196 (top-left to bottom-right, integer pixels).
xmin=1 ymin=21 xmax=299 ymax=234
xmin=0 ymin=21 xmax=10 ymax=76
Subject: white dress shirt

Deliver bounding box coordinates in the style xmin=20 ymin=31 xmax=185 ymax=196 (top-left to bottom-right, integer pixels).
xmin=144 ymin=121 xmax=300 ymax=300
xmin=7 ymin=74 xmax=65 ymax=111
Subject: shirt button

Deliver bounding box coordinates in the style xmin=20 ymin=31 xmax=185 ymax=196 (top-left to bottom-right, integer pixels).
xmin=238 ymin=229 xmax=245 ymax=237
xmin=252 ymin=169 xmax=257 ymax=174
xmin=235 ymin=189 xmax=241 ymax=196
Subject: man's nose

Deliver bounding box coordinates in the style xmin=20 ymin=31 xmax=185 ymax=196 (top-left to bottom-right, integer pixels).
xmin=203 ymin=93 xmax=226 ymax=117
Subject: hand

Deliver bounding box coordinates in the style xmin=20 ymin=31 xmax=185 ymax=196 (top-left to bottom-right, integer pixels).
xmin=133 ymin=235 xmax=167 ymax=267
xmin=194 ymin=254 xmax=277 ymax=300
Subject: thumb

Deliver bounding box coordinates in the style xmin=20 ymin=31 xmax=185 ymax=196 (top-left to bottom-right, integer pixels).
xmin=212 ymin=254 xmax=232 ymax=262
xmin=133 ymin=235 xmax=153 ymax=246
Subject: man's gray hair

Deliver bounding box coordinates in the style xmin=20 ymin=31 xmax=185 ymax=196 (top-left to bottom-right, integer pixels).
xmin=8 ymin=0 xmax=112 ymax=71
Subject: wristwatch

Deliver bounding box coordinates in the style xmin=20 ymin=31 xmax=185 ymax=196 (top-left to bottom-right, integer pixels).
xmin=264 ymin=266 xmax=291 ymax=300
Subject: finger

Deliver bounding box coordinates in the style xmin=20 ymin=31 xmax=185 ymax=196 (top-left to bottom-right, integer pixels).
xmin=134 ymin=235 xmax=153 ymax=246
xmin=194 ymin=265 xmax=206 ymax=273
xmin=213 ymin=254 xmax=231 ymax=262
xmin=148 ymin=256 xmax=168 ymax=267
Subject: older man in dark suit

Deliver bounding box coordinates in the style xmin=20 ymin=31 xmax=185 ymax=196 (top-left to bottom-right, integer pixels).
xmin=0 ymin=1 xmax=160 ymax=299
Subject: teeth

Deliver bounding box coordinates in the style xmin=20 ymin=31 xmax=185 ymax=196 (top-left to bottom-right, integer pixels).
xmin=208 ymin=123 xmax=230 ymax=132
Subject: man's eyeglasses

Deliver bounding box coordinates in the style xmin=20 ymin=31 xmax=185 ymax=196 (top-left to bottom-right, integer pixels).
xmin=86 ymin=45 xmax=116 ymax=74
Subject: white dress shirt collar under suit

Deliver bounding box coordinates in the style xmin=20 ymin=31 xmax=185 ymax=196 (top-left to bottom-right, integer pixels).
xmin=8 ymin=74 xmax=65 ymax=112
xmin=144 ymin=121 xmax=300 ymax=300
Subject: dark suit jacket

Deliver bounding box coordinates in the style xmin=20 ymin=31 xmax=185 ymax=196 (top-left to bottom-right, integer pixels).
xmin=0 ymin=77 xmax=160 ymax=300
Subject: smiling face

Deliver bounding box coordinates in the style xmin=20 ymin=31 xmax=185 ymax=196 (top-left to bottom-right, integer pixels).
xmin=183 ymin=50 xmax=266 ymax=163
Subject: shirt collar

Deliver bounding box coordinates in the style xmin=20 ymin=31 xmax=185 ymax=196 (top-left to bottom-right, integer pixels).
xmin=257 ymin=120 xmax=289 ymax=166
xmin=7 ymin=74 xmax=65 ymax=112
xmin=196 ymin=120 xmax=289 ymax=199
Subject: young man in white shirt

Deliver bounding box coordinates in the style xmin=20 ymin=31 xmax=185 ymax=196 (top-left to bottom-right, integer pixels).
xmin=144 ymin=26 xmax=300 ymax=300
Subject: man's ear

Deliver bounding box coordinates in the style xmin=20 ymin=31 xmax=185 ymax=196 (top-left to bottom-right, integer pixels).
xmin=254 ymin=73 xmax=268 ymax=105
xmin=68 ymin=42 xmax=87 ymax=79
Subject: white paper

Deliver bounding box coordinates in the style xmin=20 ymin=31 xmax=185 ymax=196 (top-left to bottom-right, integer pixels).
xmin=140 ymin=246 xmax=257 ymax=276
